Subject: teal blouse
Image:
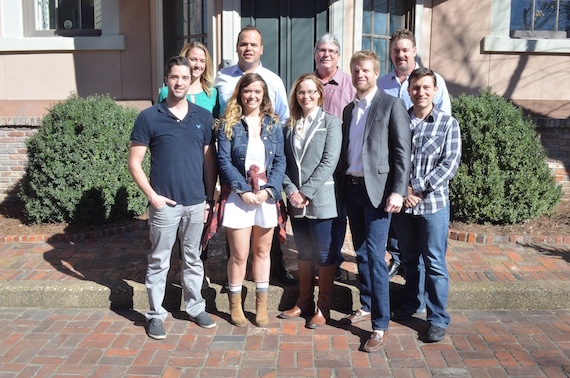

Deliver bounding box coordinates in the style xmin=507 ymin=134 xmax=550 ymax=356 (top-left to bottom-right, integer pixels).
xmin=158 ymin=86 xmax=218 ymax=114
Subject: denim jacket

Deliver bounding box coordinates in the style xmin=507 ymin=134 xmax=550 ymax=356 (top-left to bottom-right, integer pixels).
xmin=217 ymin=114 xmax=286 ymax=200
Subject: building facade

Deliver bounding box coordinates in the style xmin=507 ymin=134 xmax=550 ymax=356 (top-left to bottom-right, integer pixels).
xmin=0 ymin=0 xmax=568 ymax=202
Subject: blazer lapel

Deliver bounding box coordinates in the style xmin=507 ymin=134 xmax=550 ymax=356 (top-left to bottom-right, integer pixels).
xmin=364 ymin=90 xmax=383 ymax=142
xmin=299 ymin=109 xmax=324 ymax=162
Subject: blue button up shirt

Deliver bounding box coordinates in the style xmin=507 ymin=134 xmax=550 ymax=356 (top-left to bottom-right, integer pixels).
xmin=378 ymin=63 xmax=452 ymax=115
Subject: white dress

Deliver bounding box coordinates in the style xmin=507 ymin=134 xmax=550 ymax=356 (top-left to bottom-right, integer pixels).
xmin=222 ymin=135 xmax=278 ymax=229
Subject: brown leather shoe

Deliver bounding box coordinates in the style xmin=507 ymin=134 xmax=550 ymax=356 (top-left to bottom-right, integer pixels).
xmin=340 ymin=309 xmax=371 ymax=325
xmin=362 ymin=330 xmax=389 ymax=353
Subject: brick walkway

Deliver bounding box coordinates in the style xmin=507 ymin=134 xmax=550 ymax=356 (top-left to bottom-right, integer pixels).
xmin=0 ymin=224 xmax=569 ymax=376
xmin=0 ymin=307 xmax=569 ymax=376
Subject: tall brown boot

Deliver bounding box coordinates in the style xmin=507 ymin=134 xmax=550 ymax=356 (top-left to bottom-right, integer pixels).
xmin=228 ymin=292 xmax=248 ymax=327
xmin=307 ymin=264 xmax=336 ymax=329
xmin=255 ymin=291 xmax=269 ymax=327
xmin=278 ymin=260 xmax=315 ymax=319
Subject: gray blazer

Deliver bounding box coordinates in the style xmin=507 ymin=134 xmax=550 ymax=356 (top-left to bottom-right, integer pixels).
xmin=338 ymin=89 xmax=411 ymax=208
xmin=283 ymin=108 xmax=342 ymax=219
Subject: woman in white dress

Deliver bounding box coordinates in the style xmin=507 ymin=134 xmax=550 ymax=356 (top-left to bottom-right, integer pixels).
xmin=217 ymin=73 xmax=286 ymax=327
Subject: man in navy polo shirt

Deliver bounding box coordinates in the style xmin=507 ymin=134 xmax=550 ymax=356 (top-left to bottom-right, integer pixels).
xmin=128 ymin=56 xmax=217 ymax=339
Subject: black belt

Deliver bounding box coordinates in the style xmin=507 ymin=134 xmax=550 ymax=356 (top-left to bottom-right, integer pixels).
xmin=346 ymin=175 xmax=365 ymax=186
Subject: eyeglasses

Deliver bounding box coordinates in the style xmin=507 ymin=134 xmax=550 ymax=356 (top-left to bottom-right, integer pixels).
xmin=296 ymin=90 xmax=318 ymax=97
xmin=316 ymin=48 xmax=338 ymax=56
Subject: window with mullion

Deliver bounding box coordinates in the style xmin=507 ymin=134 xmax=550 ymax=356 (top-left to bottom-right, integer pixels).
xmin=361 ymin=0 xmax=412 ymax=75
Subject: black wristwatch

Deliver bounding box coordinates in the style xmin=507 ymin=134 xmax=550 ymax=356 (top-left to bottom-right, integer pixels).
xmin=206 ymin=199 xmax=215 ymax=206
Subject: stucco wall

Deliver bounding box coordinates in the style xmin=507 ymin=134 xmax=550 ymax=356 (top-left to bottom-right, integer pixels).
xmin=0 ymin=0 xmax=153 ymax=119
xmin=425 ymin=0 xmax=570 ymax=119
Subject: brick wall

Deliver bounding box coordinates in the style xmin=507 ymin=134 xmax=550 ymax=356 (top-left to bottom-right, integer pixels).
xmin=1 ymin=116 xmax=569 ymax=205
xmin=0 ymin=117 xmax=41 ymax=203
xmin=535 ymin=118 xmax=570 ymax=197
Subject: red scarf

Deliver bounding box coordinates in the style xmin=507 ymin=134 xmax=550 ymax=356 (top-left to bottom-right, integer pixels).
xmin=202 ymin=165 xmax=287 ymax=250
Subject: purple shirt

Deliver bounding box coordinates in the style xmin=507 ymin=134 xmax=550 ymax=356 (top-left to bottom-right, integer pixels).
xmin=316 ymin=67 xmax=356 ymax=118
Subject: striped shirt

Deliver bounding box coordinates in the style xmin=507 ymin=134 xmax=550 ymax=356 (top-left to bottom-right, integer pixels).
xmin=405 ymin=107 xmax=461 ymax=215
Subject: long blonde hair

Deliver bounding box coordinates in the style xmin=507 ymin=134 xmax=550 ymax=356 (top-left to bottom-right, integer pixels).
xmin=217 ymin=73 xmax=279 ymax=140
xmin=179 ymin=41 xmax=214 ymax=97
xmin=287 ymin=74 xmax=324 ymax=129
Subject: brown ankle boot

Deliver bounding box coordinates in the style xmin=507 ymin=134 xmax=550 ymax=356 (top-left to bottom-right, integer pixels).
xmin=279 ymin=260 xmax=315 ymax=319
xmin=255 ymin=291 xmax=269 ymax=326
xmin=228 ymin=292 xmax=248 ymax=327
xmin=308 ymin=264 xmax=336 ymax=329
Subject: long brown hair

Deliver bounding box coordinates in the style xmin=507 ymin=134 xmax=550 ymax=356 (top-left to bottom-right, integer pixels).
xmin=218 ymin=73 xmax=279 ymax=139
xmin=287 ymin=74 xmax=324 ymax=129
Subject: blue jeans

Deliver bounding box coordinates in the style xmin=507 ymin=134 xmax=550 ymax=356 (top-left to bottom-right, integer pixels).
xmin=388 ymin=224 xmax=426 ymax=312
xmin=330 ymin=206 xmax=347 ymax=266
xmin=345 ymin=181 xmax=391 ymax=331
xmin=146 ymin=203 xmax=206 ymax=321
xmin=391 ymin=205 xmax=451 ymax=329
xmin=290 ymin=217 xmax=335 ymax=266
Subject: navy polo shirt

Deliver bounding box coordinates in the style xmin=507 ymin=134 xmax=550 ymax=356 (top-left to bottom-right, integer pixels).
xmin=130 ymin=101 xmax=214 ymax=206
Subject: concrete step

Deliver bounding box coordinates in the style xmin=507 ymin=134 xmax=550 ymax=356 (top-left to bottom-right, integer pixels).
xmin=2 ymin=277 xmax=569 ymax=313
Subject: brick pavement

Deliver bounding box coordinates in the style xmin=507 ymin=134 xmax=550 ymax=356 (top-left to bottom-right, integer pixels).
xmin=0 ymin=224 xmax=569 ymax=375
xmin=0 ymin=307 xmax=569 ymax=377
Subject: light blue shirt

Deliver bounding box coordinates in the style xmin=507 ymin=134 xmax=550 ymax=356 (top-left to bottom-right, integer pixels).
xmin=215 ymin=63 xmax=290 ymax=122
xmin=378 ymin=63 xmax=452 ymax=115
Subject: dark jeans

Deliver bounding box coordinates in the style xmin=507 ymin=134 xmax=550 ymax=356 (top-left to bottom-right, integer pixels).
xmin=330 ymin=206 xmax=347 ymax=266
xmin=388 ymin=223 xmax=426 ymax=311
xmin=391 ymin=206 xmax=451 ymax=329
xmin=290 ymin=217 xmax=335 ymax=266
xmin=345 ymin=181 xmax=391 ymax=331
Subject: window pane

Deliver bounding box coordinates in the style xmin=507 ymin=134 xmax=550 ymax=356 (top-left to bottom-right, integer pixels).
xmin=374 ymin=0 xmax=388 ymax=35
xmin=511 ymin=0 xmax=533 ymax=30
xmin=35 ymin=0 xmax=57 ymax=30
xmin=362 ymin=37 xmax=371 ymax=51
xmin=363 ymin=0 xmax=372 ymax=34
xmin=534 ymin=0 xmax=558 ymax=31
xmin=561 ymin=0 xmax=570 ymax=33
xmin=389 ymin=0 xmax=406 ymax=35
xmin=373 ymin=39 xmax=387 ymax=74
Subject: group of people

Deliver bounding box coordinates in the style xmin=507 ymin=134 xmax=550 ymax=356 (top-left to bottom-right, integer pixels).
xmin=128 ymin=26 xmax=461 ymax=353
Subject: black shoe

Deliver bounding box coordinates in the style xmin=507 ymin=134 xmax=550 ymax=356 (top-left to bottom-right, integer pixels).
xmin=425 ymin=325 xmax=446 ymax=342
xmin=388 ymin=260 xmax=400 ymax=279
xmin=274 ymin=269 xmax=297 ymax=284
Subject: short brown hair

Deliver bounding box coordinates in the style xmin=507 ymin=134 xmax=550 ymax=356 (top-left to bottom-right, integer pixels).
xmin=408 ymin=67 xmax=437 ymax=87
xmin=237 ymin=25 xmax=263 ymax=46
xmin=390 ymin=29 xmax=416 ymax=48
xmin=350 ymin=50 xmax=380 ymax=74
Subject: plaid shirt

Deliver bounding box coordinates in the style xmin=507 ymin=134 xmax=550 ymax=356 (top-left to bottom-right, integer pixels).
xmin=405 ymin=107 xmax=461 ymax=215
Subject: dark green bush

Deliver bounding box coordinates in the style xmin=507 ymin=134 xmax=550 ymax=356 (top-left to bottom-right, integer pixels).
xmin=450 ymin=88 xmax=562 ymax=224
xmin=20 ymin=93 xmax=149 ymax=224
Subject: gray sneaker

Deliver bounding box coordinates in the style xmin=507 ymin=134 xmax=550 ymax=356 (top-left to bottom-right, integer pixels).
xmin=191 ymin=311 xmax=216 ymax=329
xmin=147 ymin=318 xmax=166 ymax=340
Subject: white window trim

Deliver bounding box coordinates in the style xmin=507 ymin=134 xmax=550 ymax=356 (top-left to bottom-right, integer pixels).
xmin=483 ymin=0 xmax=570 ymax=54
xmin=0 ymin=0 xmax=124 ymax=52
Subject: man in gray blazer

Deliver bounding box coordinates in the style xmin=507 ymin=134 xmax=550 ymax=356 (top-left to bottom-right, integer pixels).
xmin=338 ymin=50 xmax=411 ymax=352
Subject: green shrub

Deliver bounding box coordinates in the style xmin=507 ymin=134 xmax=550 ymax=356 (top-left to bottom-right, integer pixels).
xmin=20 ymin=93 xmax=149 ymax=224
xmin=450 ymin=88 xmax=562 ymax=224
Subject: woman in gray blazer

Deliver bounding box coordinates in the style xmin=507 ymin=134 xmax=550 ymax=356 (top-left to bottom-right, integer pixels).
xmin=278 ymin=74 xmax=342 ymax=328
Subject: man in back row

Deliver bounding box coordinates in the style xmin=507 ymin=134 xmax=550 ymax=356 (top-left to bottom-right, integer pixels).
xmin=215 ymin=25 xmax=295 ymax=284
xmin=313 ymin=33 xmax=356 ymax=280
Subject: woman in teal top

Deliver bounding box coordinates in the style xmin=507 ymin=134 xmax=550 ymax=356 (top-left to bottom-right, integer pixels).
xmin=158 ymin=41 xmax=218 ymax=114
